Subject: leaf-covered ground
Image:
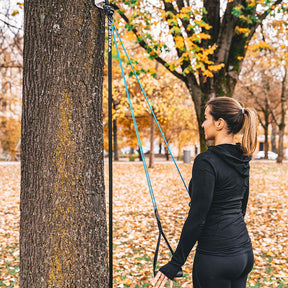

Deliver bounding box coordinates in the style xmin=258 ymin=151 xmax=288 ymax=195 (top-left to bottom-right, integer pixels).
xmin=0 ymin=161 xmax=287 ymax=287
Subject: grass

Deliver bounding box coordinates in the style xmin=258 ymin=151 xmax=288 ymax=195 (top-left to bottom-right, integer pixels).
xmin=0 ymin=245 xmax=19 ymax=288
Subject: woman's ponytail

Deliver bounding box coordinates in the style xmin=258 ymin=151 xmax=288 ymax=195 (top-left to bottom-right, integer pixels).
xmin=241 ymin=108 xmax=258 ymax=155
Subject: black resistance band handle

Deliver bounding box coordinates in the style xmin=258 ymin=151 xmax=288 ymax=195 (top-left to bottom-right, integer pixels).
xmin=153 ymin=209 xmax=183 ymax=278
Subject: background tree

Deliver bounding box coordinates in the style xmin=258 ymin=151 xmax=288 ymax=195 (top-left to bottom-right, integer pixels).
xmin=20 ymin=1 xmax=108 ymax=286
xmin=103 ymin=63 xmax=151 ymax=160
xmin=110 ymin=0 xmax=286 ymax=151
xmin=0 ymin=1 xmax=23 ymax=158
xmin=271 ymin=68 xmax=287 ymax=163
xmin=235 ymin=16 xmax=288 ymax=160
xmin=266 ymin=18 xmax=288 ymax=163
xmin=0 ymin=115 xmax=21 ymax=160
xmin=103 ymin=39 xmax=197 ymax=164
xmin=236 ymin=63 xmax=281 ymax=159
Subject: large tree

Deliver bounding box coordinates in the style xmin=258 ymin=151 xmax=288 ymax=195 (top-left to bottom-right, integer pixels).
xmin=111 ymin=0 xmax=285 ymax=151
xmin=20 ymin=1 xmax=108 ymax=287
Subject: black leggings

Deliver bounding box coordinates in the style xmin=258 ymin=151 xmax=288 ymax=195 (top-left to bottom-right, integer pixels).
xmin=192 ymin=250 xmax=254 ymax=288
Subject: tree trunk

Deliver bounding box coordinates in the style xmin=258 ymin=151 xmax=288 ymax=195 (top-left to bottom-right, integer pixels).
xmin=113 ymin=118 xmax=119 ymax=161
xmin=257 ymin=110 xmax=270 ymax=160
xmin=271 ymin=124 xmax=277 ymax=153
xmin=277 ymin=124 xmax=284 ymax=163
xmin=264 ymin=97 xmax=270 ymax=159
xmin=20 ymin=1 xmax=108 ymax=287
xmin=137 ymin=147 xmax=143 ymax=161
xmin=194 ymin=145 xmax=198 ymax=157
xmin=264 ymin=125 xmax=269 ymax=159
xmin=164 ymin=145 xmax=169 ymax=161
xmin=277 ymin=68 xmax=287 ymax=164
xmin=149 ymin=114 xmax=155 ymax=168
xmin=186 ymin=79 xmax=209 ymax=152
xmin=177 ymin=143 xmax=181 ymax=161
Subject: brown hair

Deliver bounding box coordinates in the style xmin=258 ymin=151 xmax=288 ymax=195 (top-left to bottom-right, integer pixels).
xmin=206 ymin=97 xmax=258 ymax=155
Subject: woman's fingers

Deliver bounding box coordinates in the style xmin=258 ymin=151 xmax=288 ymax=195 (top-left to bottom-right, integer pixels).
xmin=152 ymin=271 xmax=173 ymax=288
xmin=159 ymin=275 xmax=168 ymax=288
xmin=151 ymin=271 xmax=161 ymax=286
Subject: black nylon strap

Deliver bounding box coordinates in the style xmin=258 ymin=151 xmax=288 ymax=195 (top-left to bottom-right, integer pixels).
xmin=153 ymin=231 xmax=162 ymax=277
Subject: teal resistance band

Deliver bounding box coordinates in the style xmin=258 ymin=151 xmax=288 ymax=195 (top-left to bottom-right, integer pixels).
xmin=112 ymin=25 xmax=183 ymax=278
xmin=112 ymin=21 xmax=189 ymax=195
xmin=112 ymin=26 xmax=157 ymax=212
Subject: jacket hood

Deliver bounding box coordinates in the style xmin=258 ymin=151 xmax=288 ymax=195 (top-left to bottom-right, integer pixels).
xmin=208 ymin=143 xmax=251 ymax=177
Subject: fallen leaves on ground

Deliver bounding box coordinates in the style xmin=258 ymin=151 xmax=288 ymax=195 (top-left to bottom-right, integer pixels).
xmin=0 ymin=163 xmax=20 ymax=288
xmin=0 ymin=161 xmax=287 ymax=287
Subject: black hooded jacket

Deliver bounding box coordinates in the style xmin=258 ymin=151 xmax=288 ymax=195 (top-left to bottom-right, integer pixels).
xmin=159 ymin=143 xmax=253 ymax=280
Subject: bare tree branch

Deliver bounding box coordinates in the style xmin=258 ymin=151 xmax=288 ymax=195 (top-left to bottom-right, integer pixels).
xmin=269 ymin=105 xmax=279 ymax=125
xmin=255 ymin=108 xmax=265 ymax=128
xmin=0 ymin=64 xmax=23 ymax=69
xmin=247 ymin=0 xmax=284 ymax=41
xmin=0 ymin=18 xmax=22 ymax=30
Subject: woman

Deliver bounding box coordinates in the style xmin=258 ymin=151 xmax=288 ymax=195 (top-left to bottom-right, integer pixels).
xmin=152 ymin=97 xmax=258 ymax=288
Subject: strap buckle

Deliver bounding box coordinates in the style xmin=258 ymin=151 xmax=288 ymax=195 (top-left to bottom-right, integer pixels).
xmin=95 ymin=1 xmax=114 ymax=19
xmin=94 ymin=0 xmax=105 ymax=9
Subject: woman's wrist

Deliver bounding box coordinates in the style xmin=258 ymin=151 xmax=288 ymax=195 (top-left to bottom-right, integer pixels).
xmin=159 ymin=262 xmax=182 ymax=280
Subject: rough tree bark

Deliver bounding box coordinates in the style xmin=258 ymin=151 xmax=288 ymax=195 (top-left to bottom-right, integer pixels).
xmin=20 ymin=1 xmax=108 ymax=287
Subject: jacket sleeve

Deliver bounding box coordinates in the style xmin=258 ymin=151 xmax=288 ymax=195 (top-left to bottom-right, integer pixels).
xmin=242 ymin=178 xmax=249 ymax=218
xmin=159 ymin=155 xmax=215 ymax=280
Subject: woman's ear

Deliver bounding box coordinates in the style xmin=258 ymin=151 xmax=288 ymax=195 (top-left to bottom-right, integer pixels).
xmin=215 ymin=118 xmax=225 ymax=131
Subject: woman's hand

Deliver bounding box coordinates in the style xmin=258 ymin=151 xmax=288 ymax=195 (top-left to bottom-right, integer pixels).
xmin=152 ymin=271 xmax=173 ymax=288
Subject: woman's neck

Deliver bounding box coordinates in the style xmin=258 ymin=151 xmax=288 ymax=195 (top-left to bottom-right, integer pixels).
xmin=214 ymin=134 xmax=235 ymax=146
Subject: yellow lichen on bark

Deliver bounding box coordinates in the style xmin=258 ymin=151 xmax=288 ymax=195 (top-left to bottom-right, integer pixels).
xmin=48 ymin=91 xmax=78 ymax=287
